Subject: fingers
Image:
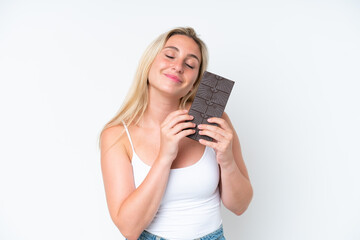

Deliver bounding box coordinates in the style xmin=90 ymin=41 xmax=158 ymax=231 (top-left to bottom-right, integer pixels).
xmin=162 ymin=109 xmax=189 ymax=127
xmin=162 ymin=110 xmax=194 ymax=132
xmin=198 ymin=138 xmax=217 ymax=149
xmin=177 ymin=128 xmax=196 ymax=139
xmin=170 ymin=121 xmax=196 ymax=135
xmin=207 ymin=117 xmax=232 ymax=132
xmin=198 ymin=126 xmax=233 ymax=154
xmin=167 ymin=114 xmax=194 ymax=130
xmin=198 ymin=117 xmax=233 ymax=142
xmin=161 ymin=109 xmax=196 ymax=140
xmin=198 ymin=125 xmax=231 ymax=140
xmin=198 ymin=116 xmax=236 ymax=166
xmin=199 ymin=129 xmax=225 ymax=141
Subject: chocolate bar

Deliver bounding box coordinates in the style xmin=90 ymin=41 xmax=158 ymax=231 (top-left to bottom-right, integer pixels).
xmin=187 ymin=71 xmax=235 ymax=141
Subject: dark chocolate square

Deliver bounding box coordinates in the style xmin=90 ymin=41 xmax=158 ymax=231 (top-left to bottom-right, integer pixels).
xmin=187 ymin=71 xmax=235 ymax=141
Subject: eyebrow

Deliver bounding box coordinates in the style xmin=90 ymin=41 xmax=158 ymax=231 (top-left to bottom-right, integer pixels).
xmin=164 ymin=46 xmax=200 ymax=62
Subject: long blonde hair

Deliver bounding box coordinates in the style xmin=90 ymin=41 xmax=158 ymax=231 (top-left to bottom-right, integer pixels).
xmin=98 ymin=27 xmax=208 ymax=147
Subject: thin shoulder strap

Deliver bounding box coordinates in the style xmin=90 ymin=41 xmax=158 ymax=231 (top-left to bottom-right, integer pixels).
xmin=122 ymin=121 xmax=135 ymax=152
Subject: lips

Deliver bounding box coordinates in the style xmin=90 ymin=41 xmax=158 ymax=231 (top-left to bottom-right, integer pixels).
xmin=165 ymin=74 xmax=182 ymax=83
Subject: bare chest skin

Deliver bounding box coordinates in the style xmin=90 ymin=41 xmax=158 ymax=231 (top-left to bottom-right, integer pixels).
xmin=128 ymin=125 xmax=206 ymax=169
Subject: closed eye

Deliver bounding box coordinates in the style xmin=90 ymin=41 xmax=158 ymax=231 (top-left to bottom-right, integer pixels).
xmin=165 ymin=54 xmax=174 ymax=59
xmin=186 ymin=63 xmax=194 ymax=69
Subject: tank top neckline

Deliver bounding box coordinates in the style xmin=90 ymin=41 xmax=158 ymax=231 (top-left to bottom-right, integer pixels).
xmin=122 ymin=121 xmax=209 ymax=171
xmin=132 ymin=145 xmax=209 ymax=171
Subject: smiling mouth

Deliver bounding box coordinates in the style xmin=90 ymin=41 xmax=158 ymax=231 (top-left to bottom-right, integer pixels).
xmin=165 ymin=74 xmax=182 ymax=83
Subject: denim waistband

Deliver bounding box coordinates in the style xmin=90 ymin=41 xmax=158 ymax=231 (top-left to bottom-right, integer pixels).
xmin=137 ymin=224 xmax=225 ymax=240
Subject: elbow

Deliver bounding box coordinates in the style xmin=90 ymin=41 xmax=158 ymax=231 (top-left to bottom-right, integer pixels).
xmin=240 ymin=184 xmax=253 ymax=216
xmin=121 ymin=232 xmax=141 ymax=240
xmin=113 ymin=217 xmax=143 ymax=240
xmin=117 ymin=224 xmax=143 ymax=240
xmin=232 ymin=184 xmax=254 ymax=216
xmin=233 ymin=203 xmax=250 ymax=216
xmin=234 ymin=208 xmax=246 ymax=216
xmin=110 ymin=204 xmax=149 ymax=239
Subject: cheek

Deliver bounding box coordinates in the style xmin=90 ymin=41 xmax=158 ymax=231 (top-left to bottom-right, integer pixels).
xmin=154 ymin=55 xmax=170 ymax=68
xmin=188 ymin=71 xmax=199 ymax=85
xmin=158 ymin=59 xmax=170 ymax=69
xmin=185 ymin=76 xmax=198 ymax=93
xmin=148 ymin=57 xmax=162 ymax=78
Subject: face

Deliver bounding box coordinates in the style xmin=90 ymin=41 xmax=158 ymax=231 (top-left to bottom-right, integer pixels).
xmin=148 ymin=34 xmax=202 ymax=99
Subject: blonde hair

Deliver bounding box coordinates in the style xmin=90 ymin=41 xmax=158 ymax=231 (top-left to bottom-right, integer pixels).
xmin=98 ymin=27 xmax=208 ymax=147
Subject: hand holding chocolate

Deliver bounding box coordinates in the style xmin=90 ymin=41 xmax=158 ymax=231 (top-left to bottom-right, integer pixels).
xmin=187 ymin=71 xmax=235 ymax=142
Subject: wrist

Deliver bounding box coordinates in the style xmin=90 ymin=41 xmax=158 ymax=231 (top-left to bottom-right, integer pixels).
xmin=219 ymin=158 xmax=237 ymax=173
xmin=153 ymin=154 xmax=173 ymax=169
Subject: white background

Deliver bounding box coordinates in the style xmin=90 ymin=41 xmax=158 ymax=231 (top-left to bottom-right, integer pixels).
xmin=1 ymin=0 xmax=359 ymax=239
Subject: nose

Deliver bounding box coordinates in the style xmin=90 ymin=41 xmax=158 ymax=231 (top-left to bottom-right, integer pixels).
xmin=172 ymin=59 xmax=184 ymax=73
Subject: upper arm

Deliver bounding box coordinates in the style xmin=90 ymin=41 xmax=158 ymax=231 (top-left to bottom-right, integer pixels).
xmin=222 ymin=112 xmax=250 ymax=180
xmin=100 ymin=126 xmax=135 ymax=223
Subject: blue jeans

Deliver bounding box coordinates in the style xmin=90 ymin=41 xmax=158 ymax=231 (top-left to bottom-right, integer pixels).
xmin=136 ymin=225 xmax=225 ymax=240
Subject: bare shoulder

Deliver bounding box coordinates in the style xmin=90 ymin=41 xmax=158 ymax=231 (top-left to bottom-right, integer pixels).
xmin=222 ymin=111 xmax=234 ymax=128
xmin=100 ymin=124 xmax=131 ymax=162
xmin=222 ymin=111 xmax=231 ymax=120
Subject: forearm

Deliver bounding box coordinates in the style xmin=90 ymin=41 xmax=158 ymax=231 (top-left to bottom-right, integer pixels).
xmin=116 ymin=158 xmax=171 ymax=239
xmin=220 ymin=159 xmax=253 ymax=215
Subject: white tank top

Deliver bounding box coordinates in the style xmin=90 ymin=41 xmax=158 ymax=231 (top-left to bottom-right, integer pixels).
xmin=123 ymin=123 xmax=222 ymax=240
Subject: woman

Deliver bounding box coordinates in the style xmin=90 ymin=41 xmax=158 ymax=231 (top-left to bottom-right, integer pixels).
xmin=99 ymin=27 xmax=253 ymax=240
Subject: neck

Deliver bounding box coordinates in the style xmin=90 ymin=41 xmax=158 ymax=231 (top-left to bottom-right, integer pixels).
xmin=139 ymin=87 xmax=181 ymax=128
